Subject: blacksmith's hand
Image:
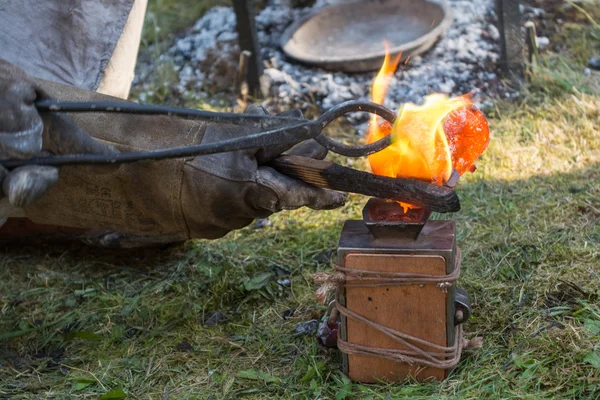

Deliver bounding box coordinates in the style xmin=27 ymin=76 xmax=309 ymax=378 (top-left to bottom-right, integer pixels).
xmin=8 ymin=75 xmax=345 ymax=243
xmin=0 ymin=59 xmax=116 ymax=207
xmin=183 ymin=105 xmax=346 ymax=239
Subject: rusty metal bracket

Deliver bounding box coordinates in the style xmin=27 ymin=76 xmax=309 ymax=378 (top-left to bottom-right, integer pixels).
xmin=454 ymin=287 xmax=472 ymax=325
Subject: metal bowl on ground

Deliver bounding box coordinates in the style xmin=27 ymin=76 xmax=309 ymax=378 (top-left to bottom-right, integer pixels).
xmin=280 ymin=0 xmax=453 ymax=73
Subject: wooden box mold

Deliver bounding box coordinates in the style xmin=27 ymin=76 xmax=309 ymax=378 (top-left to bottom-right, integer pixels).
xmin=336 ymin=219 xmax=458 ymax=382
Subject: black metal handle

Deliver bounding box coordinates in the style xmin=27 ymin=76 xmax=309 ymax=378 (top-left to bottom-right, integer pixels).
xmin=0 ymin=100 xmax=397 ymax=168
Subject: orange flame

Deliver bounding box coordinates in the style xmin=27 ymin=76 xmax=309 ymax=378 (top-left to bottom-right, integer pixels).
xmin=367 ymin=49 xmax=490 ymax=211
xmin=371 ymin=43 xmax=402 ymax=105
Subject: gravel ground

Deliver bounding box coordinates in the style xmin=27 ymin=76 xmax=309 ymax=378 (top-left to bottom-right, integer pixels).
xmin=134 ymin=0 xmax=507 ymax=127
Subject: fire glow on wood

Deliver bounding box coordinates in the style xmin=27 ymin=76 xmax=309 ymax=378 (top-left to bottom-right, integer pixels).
xmin=366 ymin=48 xmax=491 ymax=211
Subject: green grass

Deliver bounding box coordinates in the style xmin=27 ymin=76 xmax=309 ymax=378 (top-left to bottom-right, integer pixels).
xmin=2 ymin=1 xmax=600 ymax=399
xmin=141 ymin=0 xmax=230 ymax=47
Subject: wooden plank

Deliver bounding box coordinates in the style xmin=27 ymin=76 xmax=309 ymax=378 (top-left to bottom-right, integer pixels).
xmin=232 ymin=0 xmax=263 ymax=97
xmin=269 ymin=155 xmax=460 ymax=213
xmin=495 ymin=0 xmax=524 ymax=82
xmin=344 ymin=253 xmax=448 ymax=382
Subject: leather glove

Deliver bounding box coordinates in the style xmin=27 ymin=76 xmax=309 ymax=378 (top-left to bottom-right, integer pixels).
xmin=181 ymin=104 xmax=346 ymax=238
xmin=0 ymin=60 xmax=116 ymax=208
xmin=10 ymin=76 xmax=345 ymax=241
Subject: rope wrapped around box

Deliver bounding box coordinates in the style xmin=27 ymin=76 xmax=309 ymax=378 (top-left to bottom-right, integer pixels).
xmin=315 ymin=246 xmax=482 ymax=379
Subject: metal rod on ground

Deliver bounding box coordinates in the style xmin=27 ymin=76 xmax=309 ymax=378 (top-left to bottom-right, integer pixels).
xmin=495 ymin=0 xmax=524 ymax=84
xmin=232 ymin=0 xmax=263 ymax=98
xmin=524 ymin=21 xmax=539 ymax=66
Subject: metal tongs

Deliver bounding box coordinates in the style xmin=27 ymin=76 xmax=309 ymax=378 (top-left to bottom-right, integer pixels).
xmin=1 ymin=100 xmax=459 ymax=213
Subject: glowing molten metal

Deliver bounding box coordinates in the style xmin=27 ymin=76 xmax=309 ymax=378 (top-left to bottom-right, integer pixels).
xmin=367 ymin=50 xmax=490 ymax=210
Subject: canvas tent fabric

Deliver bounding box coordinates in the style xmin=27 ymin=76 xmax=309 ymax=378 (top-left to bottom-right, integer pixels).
xmin=0 ymin=0 xmax=135 ymax=92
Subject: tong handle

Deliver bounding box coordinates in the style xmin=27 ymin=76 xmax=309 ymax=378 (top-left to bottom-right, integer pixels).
xmin=268 ymin=155 xmax=460 ymax=213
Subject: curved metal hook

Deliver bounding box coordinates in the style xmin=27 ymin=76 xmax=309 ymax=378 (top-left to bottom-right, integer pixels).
xmin=313 ymin=100 xmax=396 ymax=157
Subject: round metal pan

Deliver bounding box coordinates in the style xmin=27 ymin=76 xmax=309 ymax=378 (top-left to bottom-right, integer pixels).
xmin=280 ymin=0 xmax=453 ymax=73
